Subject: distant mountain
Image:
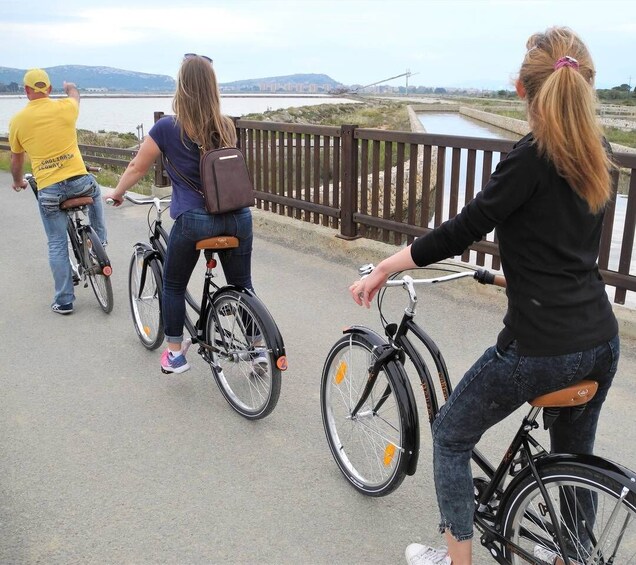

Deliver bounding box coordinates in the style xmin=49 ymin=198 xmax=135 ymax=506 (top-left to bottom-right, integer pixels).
xmin=0 ymin=65 xmax=175 ymax=92
xmin=219 ymin=73 xmax=343 ymax=93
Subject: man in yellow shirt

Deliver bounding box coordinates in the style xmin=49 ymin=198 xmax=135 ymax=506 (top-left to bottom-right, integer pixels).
xmin=9 ymin=68 xmax=107 ymax=315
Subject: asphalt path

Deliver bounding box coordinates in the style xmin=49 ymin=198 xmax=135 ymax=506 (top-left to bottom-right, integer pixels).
xmin=1 ymin=170 xmax=635 ymax=564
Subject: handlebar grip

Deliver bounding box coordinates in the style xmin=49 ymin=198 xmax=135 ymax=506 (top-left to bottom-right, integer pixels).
xmin=474 ymin=269 xmax=507 ymax=288
xmin=87 ymin=166 xmax=102 ymax=173
xmin=105 ymin=198 xmax=115 ymax=206
xmin=474 ymin=269 xmax=495 ymax=285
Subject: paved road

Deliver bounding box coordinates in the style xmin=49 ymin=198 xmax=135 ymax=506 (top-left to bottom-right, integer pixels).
xmin=1 ymin=170 xmax=635 ymax=564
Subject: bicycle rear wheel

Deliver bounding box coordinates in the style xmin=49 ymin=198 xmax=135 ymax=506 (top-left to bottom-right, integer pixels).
xmin=205 ymin=289 xmax=282 ymax=420
xmin=83 ymin=229 xmax=113 ymax=313
xmin=502 ymin=463 xmax=636 ymax=564
xmin=321 ymin=332 xmax=412 ymax=496
xmin=128 ymin=248 xmax=164 ymax=350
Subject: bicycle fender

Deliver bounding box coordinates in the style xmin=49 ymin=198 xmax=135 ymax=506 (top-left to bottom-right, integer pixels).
xmin=217 ymin=286 xmax=287 ymax=370
xmin=497 ymin=452 xmax=636 ymax=527
xmin=133 ymin=242 xmax=160 ymax=261
xmin=85 ymin=228 xmax=111 ymax=269
xmin=342 ymin=326 xmax=420 ymax=475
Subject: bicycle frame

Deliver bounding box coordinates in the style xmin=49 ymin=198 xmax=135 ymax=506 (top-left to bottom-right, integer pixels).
xmin=129 ymin=196 xmax=285 ymax=361
xmin=26 ymin=173 xmax=111 ymax=281
xmin=131 ymin=197 xmax=204 ymax=340
xmin=345 ymin=268 xmax=636 ymax=564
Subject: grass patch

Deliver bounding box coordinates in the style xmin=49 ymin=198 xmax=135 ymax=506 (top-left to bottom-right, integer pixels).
xmin=604 ymin=126 xmax=636 ymax=149
xmin=242 ymin=99 xmax=411 ymax=131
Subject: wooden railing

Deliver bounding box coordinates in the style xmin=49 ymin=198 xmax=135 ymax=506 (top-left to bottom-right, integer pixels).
xmin=229 ymin=121 xmax=635 ymax=306
xmin=2 ymin=122 xmax=635 ymax=304
xmin=0 ymin=136 xmax=136 ymax=168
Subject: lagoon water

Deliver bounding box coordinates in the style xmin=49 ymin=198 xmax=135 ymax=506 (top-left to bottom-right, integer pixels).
xmin=0 ymin=94 xmax=356 ymax=136
xmin=418 ymin=111 xmax=520 ymax=141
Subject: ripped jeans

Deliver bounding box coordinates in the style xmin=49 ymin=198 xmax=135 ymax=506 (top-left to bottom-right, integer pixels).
xmin=37 ymin=174 xmax=107 ymax=306
xmin=431 ymin=335 xmax=620 ymax=542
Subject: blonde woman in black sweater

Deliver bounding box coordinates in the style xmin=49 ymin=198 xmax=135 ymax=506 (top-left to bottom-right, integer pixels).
xmin=350 ymin=27 xmax=619 ymax=565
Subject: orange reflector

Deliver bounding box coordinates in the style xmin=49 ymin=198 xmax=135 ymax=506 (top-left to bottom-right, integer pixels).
xmin=102 ymin=265 xmax=112 ymax=276
xmin=276 ymin=356 xmax=288 ymax=371
xmin=144 ymin=326 xmax=151 ymax=336
xmin=383 ymin=444 xmax=396 ymax=466
xmin=334 ymin=361 xmax=347 ymax=384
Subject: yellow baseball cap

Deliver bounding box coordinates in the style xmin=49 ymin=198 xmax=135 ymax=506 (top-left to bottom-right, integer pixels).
xmin=23 ymin=68 xmax=51 ymax=93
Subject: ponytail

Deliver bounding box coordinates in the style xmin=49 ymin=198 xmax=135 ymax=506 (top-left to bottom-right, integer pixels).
xmin=519 ymin=27 xmax=615 ymax=213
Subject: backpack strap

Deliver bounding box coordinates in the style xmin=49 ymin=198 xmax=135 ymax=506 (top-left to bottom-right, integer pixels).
xmin=162 ymin=154 xmax=203 ymax=197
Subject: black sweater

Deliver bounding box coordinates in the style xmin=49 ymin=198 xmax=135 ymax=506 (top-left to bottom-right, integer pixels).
xmin=410 ymin=133 xmax=617 ymax=356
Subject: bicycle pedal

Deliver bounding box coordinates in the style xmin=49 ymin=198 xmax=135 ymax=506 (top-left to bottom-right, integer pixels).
xmin=72 ymin=276 xmax=80 ymax=286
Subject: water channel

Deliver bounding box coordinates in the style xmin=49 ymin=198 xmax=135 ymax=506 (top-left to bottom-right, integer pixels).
xmin=416 ymin=111 xmax=633 ymax=306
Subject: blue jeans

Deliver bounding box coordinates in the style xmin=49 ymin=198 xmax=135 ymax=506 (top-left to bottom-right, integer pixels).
xmin=162 ymin=207 xmax=253 ymax=344
xmin=37 ymin=174 xmax=107 ymax=306
xmin=431 ymin=335 xmax=620 ymax=542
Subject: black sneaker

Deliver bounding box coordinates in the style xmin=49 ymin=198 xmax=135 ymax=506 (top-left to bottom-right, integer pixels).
xmin=51 ymin=302 xmax=73 ymax=315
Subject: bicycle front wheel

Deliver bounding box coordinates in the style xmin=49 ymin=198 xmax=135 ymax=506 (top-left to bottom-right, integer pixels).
xmin=321 ymin=332 xmax=412 ymax=497
xmin=205 ymin=289 xmax=282 ymax=420
xmin=502 ymin=463 xmax=636 ymax=564
xmin=83 ymin=230 xmax=113 ymax=313
xmin=128 ymin=248 xmax=164 ymax=350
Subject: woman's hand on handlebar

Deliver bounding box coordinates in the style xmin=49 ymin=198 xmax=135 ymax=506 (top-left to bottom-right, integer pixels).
xmin=350 ymin=246 xmax=418 ymax=308
xmin=104 ymin=188 xmax=124 ymax=207
xmin=350 ymin=264 xmax=390 ymax=308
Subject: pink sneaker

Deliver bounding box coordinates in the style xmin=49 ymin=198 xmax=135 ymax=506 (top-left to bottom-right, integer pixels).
xmin=160 ymin=348 xmax=190 ymax=374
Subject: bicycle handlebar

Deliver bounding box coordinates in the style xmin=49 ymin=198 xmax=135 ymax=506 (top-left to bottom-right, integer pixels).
xmin=360 ymin=264 xmax=507 ymax=289
xmin=115 ymin=192 xmax=172 ymax=216
xmin=122 ymin=193 xmax=172 ymax=206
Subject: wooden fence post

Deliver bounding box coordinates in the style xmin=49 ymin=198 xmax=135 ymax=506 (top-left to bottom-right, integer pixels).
xmin=339 ymin=124 xmax=359 ymax=239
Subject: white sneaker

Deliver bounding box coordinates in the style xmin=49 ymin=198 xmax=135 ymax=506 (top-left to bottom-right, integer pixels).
xmin=405 ymin=543 xmax=451 ymax=565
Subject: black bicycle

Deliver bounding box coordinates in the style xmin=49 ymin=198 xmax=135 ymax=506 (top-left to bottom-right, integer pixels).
xmin=321 ymin=264 xmax=636 ymax=564
xmin=124 ymin=193 xmax=287 ymax=420
xmin=25 ymin=171 xmax=113 ymax=313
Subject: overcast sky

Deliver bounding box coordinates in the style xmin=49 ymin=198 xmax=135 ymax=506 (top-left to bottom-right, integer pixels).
xmin=2 ymin=0 xmax=635 ymax=90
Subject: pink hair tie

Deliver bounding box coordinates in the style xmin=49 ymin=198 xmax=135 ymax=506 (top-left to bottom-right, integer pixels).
xmin=554 ymin=56 xmax=579 ymax=70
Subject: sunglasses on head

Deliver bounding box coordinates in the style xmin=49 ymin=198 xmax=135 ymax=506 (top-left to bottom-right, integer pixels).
xmin=184 ymin=53 xmax=213 ymax=64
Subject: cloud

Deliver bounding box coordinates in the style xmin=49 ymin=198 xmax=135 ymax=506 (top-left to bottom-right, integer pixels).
xmin=6 ymin=6 xmax=266 ymax=47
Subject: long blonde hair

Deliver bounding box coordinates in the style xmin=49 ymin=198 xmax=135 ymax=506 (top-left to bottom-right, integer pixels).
xmin=519 ymin=27 xmax=615 ymax=213
xmin=173 ymin=56 xmax=236 ymax=150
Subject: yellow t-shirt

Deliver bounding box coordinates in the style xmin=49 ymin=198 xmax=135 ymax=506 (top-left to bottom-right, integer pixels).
xmin=9 ymin=97 xmax=87 ymax=189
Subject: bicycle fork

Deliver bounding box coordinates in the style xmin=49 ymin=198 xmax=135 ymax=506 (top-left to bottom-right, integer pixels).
xmin=349 ymin=343 xmax=404 ymax=419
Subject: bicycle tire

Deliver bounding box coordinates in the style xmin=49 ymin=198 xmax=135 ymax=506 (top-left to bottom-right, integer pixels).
xmin=204 ymin=288 xmax=281 ymax=420
xmin=128 ymin=248 xmax=164 ymax=350
xmin=83 ymin=229 xmax=113 ymax=313
xmin=321 ymin=332 xmax=413 ymax=496
xmin=501 ymin=463 xmax=636 ymax=564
